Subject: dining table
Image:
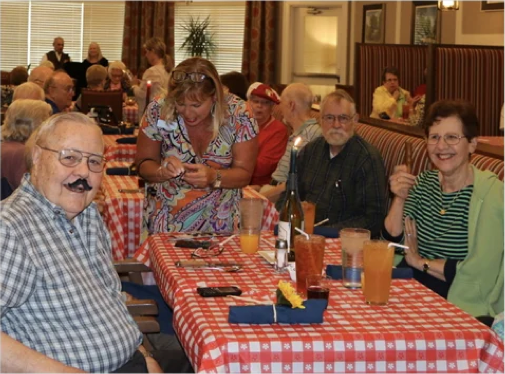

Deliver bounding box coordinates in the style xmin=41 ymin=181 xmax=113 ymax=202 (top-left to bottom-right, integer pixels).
xmin=103 ymin=134 xmax=137 ymax=163
xmin=100 ymin=162 xmax=279 ymax=260
xmin=123 ymin=102 xmax=139 ymax=124
xmin=133 ymin=232 xmax=504 ymax=373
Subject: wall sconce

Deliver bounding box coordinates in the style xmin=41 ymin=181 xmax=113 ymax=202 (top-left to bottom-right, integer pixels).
xmin=438 ymin=1 xmax=459 ymax=11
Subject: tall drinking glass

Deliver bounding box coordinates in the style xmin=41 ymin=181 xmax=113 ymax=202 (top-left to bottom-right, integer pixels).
xmin=239 ymin=198 xmax=264 ymax=254
xmin=339 ymin=228 xmax=370 ymax=288
xmin=363 ymin=240 xmax=394 ymax=305
xmin=301 ymin=201 xmax=316 ymax=235
xmin=294 ymin=235 xmax=325 ymax=296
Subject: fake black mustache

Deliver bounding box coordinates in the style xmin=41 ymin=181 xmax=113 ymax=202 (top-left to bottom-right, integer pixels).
xmin=67 ymin=179 xmax=92 ymax=191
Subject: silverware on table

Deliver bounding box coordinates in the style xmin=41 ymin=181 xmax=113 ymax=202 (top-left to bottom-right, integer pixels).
xmin=118 ymin=188 xmax=143 ymax=193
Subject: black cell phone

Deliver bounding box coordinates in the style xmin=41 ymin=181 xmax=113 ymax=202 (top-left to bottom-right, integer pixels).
xmin=197 ymin=286 xmax=242 ymax=297
xmin=175 ymin=239 xmax=211 ymax=249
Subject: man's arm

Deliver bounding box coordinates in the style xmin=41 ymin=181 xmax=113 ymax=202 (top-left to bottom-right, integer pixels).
xmin=1 ymin=332 xmax=85 ymax=373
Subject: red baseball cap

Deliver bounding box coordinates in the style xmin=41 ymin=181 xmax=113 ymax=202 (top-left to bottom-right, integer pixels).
xmin=246 ymin=82 xmax=280 ymax=104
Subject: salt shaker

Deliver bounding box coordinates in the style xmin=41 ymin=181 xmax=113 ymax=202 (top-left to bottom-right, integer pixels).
xmin=275 ymin=239 xmax=288 ymax=272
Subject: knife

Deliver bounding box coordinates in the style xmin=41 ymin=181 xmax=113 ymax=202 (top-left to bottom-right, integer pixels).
xmin=174 ymin=260 xmax=242 ymax=268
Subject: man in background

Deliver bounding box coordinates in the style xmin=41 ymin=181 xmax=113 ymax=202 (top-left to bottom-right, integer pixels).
xmin=40 ymin=36 xmax=70 ymax=70
xmin=259 ymin=83 xmax=321 ymax=202
xmin=284 ymin=89 xmax=387 ymax=237
xmin=44 ymin=70 xmax=74 ymax=113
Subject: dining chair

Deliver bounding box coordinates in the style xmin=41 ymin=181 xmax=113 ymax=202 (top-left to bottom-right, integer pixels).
xmin=80 ymin=89 xmax=123 ymax=125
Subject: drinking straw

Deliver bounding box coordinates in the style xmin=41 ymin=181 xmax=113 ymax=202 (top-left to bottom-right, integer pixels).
xmin=219 ymin=234 xmax=237 ymax=247
xmin=295 ymin=227 xmax=310 ymax=239
xmin=314 ymin=218 xmax=329 ymax=227
xmin=387 ymin=243 xmax=409 ymax=250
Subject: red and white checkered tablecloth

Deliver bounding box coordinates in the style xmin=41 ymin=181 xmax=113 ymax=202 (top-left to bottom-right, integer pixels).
xmin=133 ymin=232 xmax=504 ymax=373
xmin=103 ymin=135 xmax=137 ymax=163
xmin=123 ymin=103 xmax=139 ymax=124
xmin=100 ymin=161 xmax=144 ymax=260
xmin=101 ymin=163 xmax=278 ymax=261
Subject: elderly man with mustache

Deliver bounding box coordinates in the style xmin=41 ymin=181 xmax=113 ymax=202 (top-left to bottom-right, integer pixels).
xmin=281 ymin=89 xmax=387 ymax=238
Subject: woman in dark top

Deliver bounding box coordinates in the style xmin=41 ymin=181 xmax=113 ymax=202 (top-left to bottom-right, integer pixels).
xmin=82 ymin=42 xmax=108 ymax=88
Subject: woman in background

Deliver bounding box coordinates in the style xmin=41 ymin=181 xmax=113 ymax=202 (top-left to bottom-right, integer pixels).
xmin=1 ymin=99 xmax=52 ymax=197
xmin=104 ymin=60 xmax=132 ymax=98
xmin=82 ymin=42 xmax=108 ymax=70
xmin=131 ymin=37 xmax=172 ymax=118
xmin=382 ymin=100 xmax=503 ymax=318
xmin=135 ymin=57 xmax=257 ymax=239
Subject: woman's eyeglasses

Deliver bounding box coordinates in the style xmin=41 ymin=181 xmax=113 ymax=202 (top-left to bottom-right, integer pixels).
xmin=426 ymin=133 xmax=466 ymax=145
xmin=172 ymin=71 xmax=207 ymax=83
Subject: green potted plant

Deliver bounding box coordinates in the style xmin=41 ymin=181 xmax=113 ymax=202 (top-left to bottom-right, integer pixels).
xmin=180 ymin=16 xmax=216 ymax=59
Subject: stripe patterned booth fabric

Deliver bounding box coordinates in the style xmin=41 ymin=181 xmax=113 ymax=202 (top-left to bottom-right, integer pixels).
xmin=434 ymin=47 xmax=504 ymax=136
xmin=356 ymin=44 xmax=428 ymax=118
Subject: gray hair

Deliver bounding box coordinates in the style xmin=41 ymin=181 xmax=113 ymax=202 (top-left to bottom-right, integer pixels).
xmin=320 ymin=89 xmax=357 ymax=116
xmin=25 ymin=112 xmax=103 ymax=171
xmin=1 ymin=99 xmax=52 ymax=142
xmin=13 ymin=82 xmax=45 ymax=102
xmin=87 ymin=42 xmax=103 ymax=61
xmin=108 ymin=61 xmax=126 ymax=79
xmin=86 ymin=65 xmax=107 ymax=88
xmin=281 ymin=83 xmax=313 ymax=114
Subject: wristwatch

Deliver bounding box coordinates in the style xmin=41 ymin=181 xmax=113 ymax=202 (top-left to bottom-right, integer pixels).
xmin=422 ymin=260 xmax=430 ymax=273
xmin=213 ymin=170 xmax=222 ymax=189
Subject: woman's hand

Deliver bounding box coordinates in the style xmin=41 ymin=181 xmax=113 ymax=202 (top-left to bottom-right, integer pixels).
xmin=404 ymin=216 xmax=423 ymax=269
xmin=183 ymin=163 xmax=216 ymax=189
xmin=389 ymin=164 xmax=416 ymax=200
xmin=159 ymin=156 xmax=185 ymax=180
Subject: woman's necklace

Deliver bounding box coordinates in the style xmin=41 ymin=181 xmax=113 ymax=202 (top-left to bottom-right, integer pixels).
xmin=439 ymin=188 xmax=463 ymax=215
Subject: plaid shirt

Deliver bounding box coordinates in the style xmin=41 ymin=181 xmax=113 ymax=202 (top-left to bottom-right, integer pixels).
xmin=294 ymin=135 xmax=387 ymax=238
xmin=0 ymin=176 xmax=142 ymax=372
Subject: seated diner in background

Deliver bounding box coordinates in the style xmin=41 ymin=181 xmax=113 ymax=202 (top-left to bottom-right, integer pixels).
xmin=370 ymin=66 xmax=418 ymax=120
xmin=246 ymin=82 xmax=288 ymax=188
xmin=1 ymin=99 xmax=52 ymax=198
xmin=259 ymin=82 xmax=321 ymax=202
xmin=280 ymin=89 xmax=387 ymax=238
xmin=73 ymin=64 xmax=108 ymax=113
xmin=135 ymin=57 xmax=258 ymax=241
xmin=382 ymin=100 xmax=504 ymax=318
xmin=43 ymin=70 xmax=74 ymax=114
xmin=105 ymin=60 xmax=132 ymax=100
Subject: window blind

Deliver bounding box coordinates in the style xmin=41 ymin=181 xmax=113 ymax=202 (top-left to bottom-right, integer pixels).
xmin=174 ymin=2 xmax=246 ymax=74
xmin=0 ymin=1 xmax=125 ymax=71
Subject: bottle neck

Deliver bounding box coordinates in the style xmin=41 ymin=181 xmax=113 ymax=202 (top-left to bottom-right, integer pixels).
xmin=286 ymin=172 xmax=297 ymax=192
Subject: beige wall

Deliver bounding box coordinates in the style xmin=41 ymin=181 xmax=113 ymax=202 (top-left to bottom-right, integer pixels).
xmin=277 ymin=1 xmax=503 ymax=84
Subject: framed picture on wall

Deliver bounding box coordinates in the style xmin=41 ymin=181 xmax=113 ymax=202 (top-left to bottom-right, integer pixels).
xmin=481 ymin=1 xmax=504 ymax=11
xmin=362 ymin=4 xmax=385 ymax=44
xmin=411 ymin=1 xmax=440 ymax=45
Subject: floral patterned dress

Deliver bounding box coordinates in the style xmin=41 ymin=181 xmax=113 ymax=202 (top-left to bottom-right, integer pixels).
xmin=140 ymin=94 xmax=257 ymax=241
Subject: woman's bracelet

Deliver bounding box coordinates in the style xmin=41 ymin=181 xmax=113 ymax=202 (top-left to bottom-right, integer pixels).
xmin=137 ymin=158 xmax=157 ymax=179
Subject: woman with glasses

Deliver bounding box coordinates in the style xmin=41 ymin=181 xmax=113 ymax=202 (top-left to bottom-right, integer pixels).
xmin=135 ymin=57 xmax=258 ymax=240
xmin=131 ymin=37 xmax=173 ymax=118
xmin=382 ymin=100 xmax=503 ymax=319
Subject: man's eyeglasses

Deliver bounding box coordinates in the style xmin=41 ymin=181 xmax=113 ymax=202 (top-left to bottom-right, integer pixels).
xmin=38 ymin=146 xmax=107 ymax=173
xmin=172 ymin=70 xmax=207 ymax=83
xmin=426 ymin=133 xmax=466 ymax=145
xmin=322 ymin=114 xmax=354 ymax=126
xmin=385 ymin=78 xmax=398 ymax=83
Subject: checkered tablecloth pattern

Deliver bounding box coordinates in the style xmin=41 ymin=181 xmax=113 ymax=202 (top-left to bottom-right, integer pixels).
xmin=101 ymin=163 xmax=278 ymax=261
xmin=133 ymin=232 xmax=504 ymax=373
xmin=100 ymin=161 xmax=143 ymax=260
xmin=123 ymin=103 xmax=139 ymax=124
xmin=103 ymin=135 xmax=137 ymax=163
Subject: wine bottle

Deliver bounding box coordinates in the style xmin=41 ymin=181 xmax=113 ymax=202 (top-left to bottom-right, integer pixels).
xmin=278 ymin=142 xmax=304 ymax=262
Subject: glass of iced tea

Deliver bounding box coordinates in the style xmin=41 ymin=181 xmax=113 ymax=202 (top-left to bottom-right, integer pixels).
xmin=294 ymin=235 xmax=325 ymax=296
xmin=362 ymin=240 xmax=394 ymax=305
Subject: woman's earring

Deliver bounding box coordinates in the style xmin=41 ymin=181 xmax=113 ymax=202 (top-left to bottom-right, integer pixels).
xmin=211 ymin=102 xmax=216 ymax=117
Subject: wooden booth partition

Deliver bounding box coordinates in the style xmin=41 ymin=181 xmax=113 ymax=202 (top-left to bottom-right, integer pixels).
xmin=429 ymin=45 xmax=504 ymax=136
xmin=354 ymin=43 xmax=428 ymax=118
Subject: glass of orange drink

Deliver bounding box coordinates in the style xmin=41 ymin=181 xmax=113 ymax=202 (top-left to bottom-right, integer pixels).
xmin=239 ymin=198 xmax=264 ymax=254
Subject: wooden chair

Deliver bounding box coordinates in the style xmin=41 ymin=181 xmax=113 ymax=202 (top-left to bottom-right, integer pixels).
xmin=1 ymin=71 xmax=11 ymax=85
xmin=115 ymin=258 xmax=159 ymax=350
xmin=80 ymin=89 xmax=123 ymax=125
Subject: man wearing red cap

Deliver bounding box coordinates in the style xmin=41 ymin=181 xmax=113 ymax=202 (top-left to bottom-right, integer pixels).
xmin=247 ymin=82 xmax=288 ymax=187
